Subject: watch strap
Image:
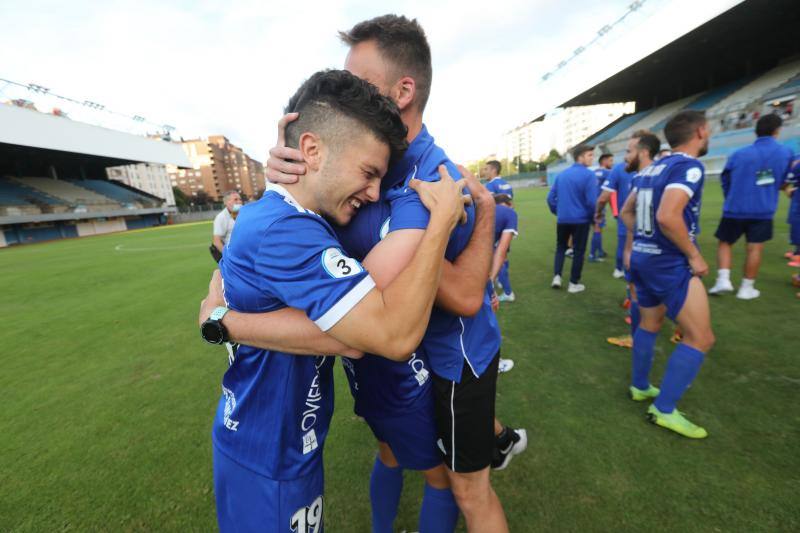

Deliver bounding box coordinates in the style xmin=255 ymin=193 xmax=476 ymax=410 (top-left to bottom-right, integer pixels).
xmin=210 ymin=306 xmax=229 ymax=322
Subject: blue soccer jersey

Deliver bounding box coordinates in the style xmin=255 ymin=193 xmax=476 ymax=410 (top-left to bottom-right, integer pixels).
xmin=215 ymin=184 xmax=376 ymax=481
xmin=486 ymin=177 xmax=514 ymax=198
xmin=594 ymin=168 xmax=610 ymax=191
xmin=602 ymin=162 xmax=636 ymax=232
xmin=494 ymin=204 xmax=519 ymax=246
xmin=787 ymin=156 xmax=800 ymax=224
xmin=721 ymin=136 xmax=793 ymax=220
xmin=631 ymin=153 xmax=705 ymax=270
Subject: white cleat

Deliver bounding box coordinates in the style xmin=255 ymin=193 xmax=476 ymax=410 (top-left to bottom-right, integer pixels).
xmin=497 ymin=292 xmax=515 ymax=302
xmin=708 ymin=279 xmax=734 ymax=295
xmin=736 ymin=286 xmax=760 ymax=300
xmin=492 ymin=428 xmax=528 ymax=471
xmin=612 ymin=269 xmax=625 ymax=279
xmin=567 ymin=282 xmax=585 ymax=293
xmin=551 ymin=275 xmax=562 ymax=289
xmin=498 ymin=358 xmax=515 ymax=373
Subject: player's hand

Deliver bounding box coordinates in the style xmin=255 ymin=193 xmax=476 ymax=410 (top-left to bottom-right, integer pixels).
xmin=199 ymin=269 xmax=226 ymax=326
xmin=594 ymin=212 xmax=605 ymax=225
xmin=688 ymin=252 xmax=708 ymax=277
xmin=409 ymin=165 xmax=467 ymax=229
xmin=490 ymin=291 xmax=499 ymax=312
xmin=266 ymin=113 xmax=306 ymax=184
xmin=623 ymin=248 xmax=632 ymax=271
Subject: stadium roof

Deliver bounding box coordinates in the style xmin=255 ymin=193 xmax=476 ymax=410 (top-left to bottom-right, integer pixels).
xmin=0 ymin=104 xmax=191 ymax=167
xmin=560 ymin=0 xmax=800 ymax=111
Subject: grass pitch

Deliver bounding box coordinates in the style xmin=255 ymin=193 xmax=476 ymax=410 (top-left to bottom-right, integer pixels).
xmin=1 ymin=186 xmax=798 ymax=532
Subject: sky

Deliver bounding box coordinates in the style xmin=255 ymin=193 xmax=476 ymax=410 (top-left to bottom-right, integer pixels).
xmin=0 ymin=0 xmax=742 ymax=164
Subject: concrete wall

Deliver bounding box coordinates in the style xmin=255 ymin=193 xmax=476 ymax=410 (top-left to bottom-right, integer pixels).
xmin=172 ymin=210 xmax=218 ymax=224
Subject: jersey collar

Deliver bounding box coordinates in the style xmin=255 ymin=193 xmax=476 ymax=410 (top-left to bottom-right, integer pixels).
xmin=382 ymin=124 xmax=434 ymax=191
xmin=264 ymin=182 xmax=318 ymax=215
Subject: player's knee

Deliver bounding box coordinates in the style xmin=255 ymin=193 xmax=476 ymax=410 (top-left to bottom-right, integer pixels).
xmin=449 ymin=474 xmax=491 ymax=515
xmin=687 ymin=329 xmax=715 ymax=353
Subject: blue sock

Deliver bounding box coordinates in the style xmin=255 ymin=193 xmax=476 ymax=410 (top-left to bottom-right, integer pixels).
xmin=419 ymin=483 xmax=460 ymax=533
xmin=631 ymin=328 xmax=658 ymax=390
xmin=590 ymin=232 xmax=601 ymax=256
xmin=498 ymin=262 xmax=512 ymax=295
xmin=653 ymin=343 xmax=705 ymax=414
xmin=370 ymin=457 xmax=403 ymax=533
xmin=630 ymin=301 xmax=640 ymax=337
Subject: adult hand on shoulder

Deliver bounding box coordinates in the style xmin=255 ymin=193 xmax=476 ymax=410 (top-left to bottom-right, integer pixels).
xmin=410 ymin=165 xmax=467 ymax=229
xmin=266 ymin=113 xmax=306 ymax=184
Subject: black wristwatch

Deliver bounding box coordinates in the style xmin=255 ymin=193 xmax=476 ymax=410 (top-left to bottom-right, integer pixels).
xmin=201 ymin=306 xmax=230 ymax=345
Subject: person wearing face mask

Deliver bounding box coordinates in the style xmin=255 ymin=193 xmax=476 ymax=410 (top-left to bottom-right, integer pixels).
xmin=210 ymin=190 xmax=243 ymax=263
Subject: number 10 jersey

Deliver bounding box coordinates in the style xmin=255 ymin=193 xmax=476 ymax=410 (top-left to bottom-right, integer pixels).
xmin=631 ymin=153 xmax=706 ymax=270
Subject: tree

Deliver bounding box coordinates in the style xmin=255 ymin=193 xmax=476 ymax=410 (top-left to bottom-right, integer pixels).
xmin=193 ymin=190 xmax=211 ymax=206
xmin=172 ymin=187 xmax=189 ymax=209
xmin=542 ymin=149 xmax=562 ymax=168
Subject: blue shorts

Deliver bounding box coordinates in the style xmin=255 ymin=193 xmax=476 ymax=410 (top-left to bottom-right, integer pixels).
xmin=366 ymin=406 xmax=442 ymax=471
xmin=630 ymin=264 xmax=693 ymax=321
xmin=213 ymin=446 xmax=325 ymax=533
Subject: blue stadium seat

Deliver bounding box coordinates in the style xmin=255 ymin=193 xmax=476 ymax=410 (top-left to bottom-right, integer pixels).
xmin=68 ymin=180 xmax=158 ymax=206
xmin=0 ymin=178 xmax=66 ymax=206
xmin=587 ymin=110 xmax=654 ymax=146
xmin=649 ymin=80 xmax=752 ymax=132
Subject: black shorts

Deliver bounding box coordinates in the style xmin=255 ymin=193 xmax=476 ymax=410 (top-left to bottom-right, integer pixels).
xmin=714 ymin=217 xmax=773 ymax=244
xmin=432 ymin=352 xmax=499 ymax=473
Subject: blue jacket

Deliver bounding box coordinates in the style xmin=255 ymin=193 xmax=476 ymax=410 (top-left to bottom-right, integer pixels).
xmin=547 ymin=163 xmax=598 ymax=224
xmin=721 ymin=136 xmax=793 ymax=220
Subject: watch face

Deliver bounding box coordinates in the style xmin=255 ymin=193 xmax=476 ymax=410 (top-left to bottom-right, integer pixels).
xmin=202 ymin=321 xmax=224 ymax=344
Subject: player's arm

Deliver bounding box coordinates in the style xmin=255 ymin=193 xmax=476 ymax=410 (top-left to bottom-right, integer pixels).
xmin=212 ymin=235 xmax=225 ymax=253
xmin=198 ymin=270 xmax=362 ymax=357
xmin=595 ymin=190 xmax=613 ymax=222
xmin=657 ymin=189 xmax=707 ymax=276
xmin=362 ymin=167 xmax=494 ymax=317
xmin=546 ymin=180 xmax=557 ymax=214
xmin=490 ymin=231 xmax=513 ymax=281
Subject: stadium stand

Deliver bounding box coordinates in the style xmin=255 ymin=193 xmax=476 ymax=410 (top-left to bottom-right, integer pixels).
xmin=0 ymin=177 xmax=69 ymax=215
xmin=67 ymin=179 xmax=160 ymax=208
xmin=10 ymin=177 xmax=120 ymax=211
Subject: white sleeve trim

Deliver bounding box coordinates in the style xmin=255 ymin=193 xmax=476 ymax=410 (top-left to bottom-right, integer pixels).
xmin=665 ymin=183 xmax=695 ymax=198
xmin=314 ymin=275 xmax=376 ymax=332
xmin=502 ymin=229 xmax=519 ymax=237
xmin=601 ymin=186 xmax=615 ymax=192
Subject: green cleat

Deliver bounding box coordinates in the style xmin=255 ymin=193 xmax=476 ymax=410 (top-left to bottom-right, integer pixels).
xmin=646 ymin=404 xmax=708 ymax=439
xmin=629 ymin=384 xmax=660 ymax=401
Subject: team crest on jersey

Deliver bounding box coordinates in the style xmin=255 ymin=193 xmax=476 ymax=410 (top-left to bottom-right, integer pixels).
xmin=321 ymin=248 xmax=363 ymax=278
xmin=290 ymin=495 xmax=323 ymax=533
xmin=407 ymin=352 xmax=429 ymax=386
xmin=221 ymin=386 xmax=239 ymax=431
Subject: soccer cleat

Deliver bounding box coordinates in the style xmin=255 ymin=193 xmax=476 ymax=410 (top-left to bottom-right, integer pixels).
xmin=789 ymin=256 xmax=800 ymax=267
xmin=621 ymin=297 xmax=631 ymax=309
xmin=498 ymin=358 xmax=515 ymax=373
xmin=606 ymin=335 xmax=633 ymax=348
xmin=491 ymin=428 xmax=528 ymax=471
xmin=598 ymin=250 xmax=608 ymax=258
xmin=785 ymin=250 xmax=796 ymax=259
xmin=565 ymin=248 xmax=574 ymax=258
xmin=708 ymin=279 xmax=734 ymax=295
xmin=612 ymin=269 xmax=625 ymax=279
xmin=646 ymin=404 xmax=708 ymax=439
xmin=624 ymin=316 xmax=632 ymax=325
xmin=629 ymin=384 xmax=660 ymax=401
xmin=736 ymin=285 xmax=760 ymax=300
xmin=551 ymin=274 xmax=562 ymax=289
xmin=497 ymin=292 xmax=515 ymax=302
xmin=567 ymin=282 xmax=585 ymax=293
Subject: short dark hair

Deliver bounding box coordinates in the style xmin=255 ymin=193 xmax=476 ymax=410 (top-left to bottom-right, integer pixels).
xmin=598 ymin=153 xmax=613 ymax=164
xmin=664 ymin=110 xmax=707 ymax=148
xmin=494 ymin=193 xmax=512 ymax=205
xmin=486 ymin=160 xmax=501 ymax=174
xmin=571 ymin=144 xmax=594 ymax=161
xmin=755 ymin=113 xmax=782 ymax=137
xmin=635 ymin=132 xmax=661 ymax=159
xmin=284 ymin=69 xmax=408 ymax=162
xmin=339 ymin=15 xmax=433 ymax=112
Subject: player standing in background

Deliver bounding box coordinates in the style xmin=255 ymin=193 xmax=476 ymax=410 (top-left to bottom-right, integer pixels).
xmin=619 ymin=110 xmax=715 ymax=439
xmin=707 ymin=114 xmax=793 ymax=299
xmin=785 ymin=156 xmax=800 ymax=266
xmin=200 ymin=69 xmax=467 ymax=532
xmin=483 ymin=160 xmax=514 ymax=199
xmin=601 ymin=131 xmax=660 ymax=349
xmin=492 ymin=193 xmax=518 ymax=303
xmin=547 ymin=144 xmax=598 ymax=293
xmin=589 ymin=153 xmax=613 ymax=262
xmin=596 ymin=154 xmax=636 ymax=279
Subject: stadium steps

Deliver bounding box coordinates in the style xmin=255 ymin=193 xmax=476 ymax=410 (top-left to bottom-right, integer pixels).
xmin=68 ymin=180 xmax=160 ymax=208
xmin=0 ymin=177 xmax=69 ymax=215
xmin=761 ymin=72 xmax=800 ymax=103
xmin=586 ymin=109 xmax=654 ymax=148
xmin=648 ymin=80 xmax=753 ymax=133
xmin=706 ymin=58 xmax=800 ymax=117
xmin=12 ymin=177 xmax=122 ymax=211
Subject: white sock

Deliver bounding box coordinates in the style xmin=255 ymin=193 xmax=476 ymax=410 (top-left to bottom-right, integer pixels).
xmin=718 ymin=269 xmax=730 ymax=282
xmin=741 ymin=278 xmax=755 ymax=289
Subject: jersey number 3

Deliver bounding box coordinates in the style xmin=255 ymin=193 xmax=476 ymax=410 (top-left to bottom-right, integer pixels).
xmin=636 ymin=189 xmax=655 ymax=237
